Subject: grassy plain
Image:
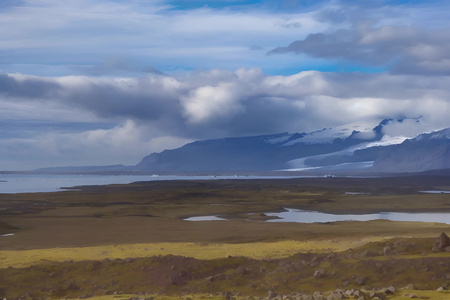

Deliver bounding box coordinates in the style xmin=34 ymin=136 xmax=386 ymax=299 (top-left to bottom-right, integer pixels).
xmin=0 ymin=175 xmax=450 ymax=299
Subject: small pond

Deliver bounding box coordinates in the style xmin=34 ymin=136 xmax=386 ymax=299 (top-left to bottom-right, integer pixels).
xmin=184 ymin=216 xmax=227 ymax=221
xmin=183 ymin=208 xmax=450 ymax=224
xmin=265 ymin=208 xmax=450 ymax=224
xmin=0 ymin=233 xmax=14 ymax=237
xmin=419 ymin=190 xmax=450 ymax=194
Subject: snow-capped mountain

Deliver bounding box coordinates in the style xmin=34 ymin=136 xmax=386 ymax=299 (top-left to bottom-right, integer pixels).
xmin=298 ymin=126 xmax=450 ymax=173
xmin=370 ymin=128 xmax=450 ymax=172
xmin=36 ymin=118 xmax=449 ymax=174
xmin=134 ymin=118 xmax=436 ymax=173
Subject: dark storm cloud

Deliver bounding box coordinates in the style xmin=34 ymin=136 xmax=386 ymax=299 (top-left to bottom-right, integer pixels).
xmin=0 ymin=73 xmax=61 ymax=98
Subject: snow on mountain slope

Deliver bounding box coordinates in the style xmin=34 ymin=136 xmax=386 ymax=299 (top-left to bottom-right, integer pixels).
xmin=281 ymin=120 xmax=380 ymax=146
xmin=283 ymin=119 xmax=430 ymax=171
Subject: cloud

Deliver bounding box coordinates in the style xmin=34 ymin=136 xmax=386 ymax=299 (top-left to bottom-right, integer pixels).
xmin=3 ymin=68 xmax=450 ymax=136
xmin=270 ymin=24 xmax=450 ymax=75
xmin=269 ymin=1 xmax=450 ymax=75
xmin=0 ymin=0 xmax=328 ymax=76
xmin=2 ymin=68 xmax=450 ymax=169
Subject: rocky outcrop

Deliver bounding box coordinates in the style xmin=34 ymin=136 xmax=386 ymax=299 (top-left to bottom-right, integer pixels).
xmin=432 ymin=232 xmax=450 ymax=252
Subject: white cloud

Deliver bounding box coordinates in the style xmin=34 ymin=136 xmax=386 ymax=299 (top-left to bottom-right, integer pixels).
xmin=0 ymin=0 xmax=329 ymax=75
xmin=181 ymin=83 xmax=245 ymax=124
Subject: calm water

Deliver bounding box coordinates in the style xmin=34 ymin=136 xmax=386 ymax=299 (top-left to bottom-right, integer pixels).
xmin=266 ymin=208 xmax=450 ymax=224
xmin=0 ymin=174 xmax=298 ymax=194
xmin=419 ymin=190 xmax=450 ymax=194
xmin=184 ymin=208 xmax=450 ymax=224
xmin=184 ymin=216 xmax=227 ymax=221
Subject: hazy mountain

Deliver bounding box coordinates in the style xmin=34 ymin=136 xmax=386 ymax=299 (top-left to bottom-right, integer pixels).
xmin=134 ymin=119 xmax=395 ymax=173
xmin=34 ymin=119 xmax=449 ymax=175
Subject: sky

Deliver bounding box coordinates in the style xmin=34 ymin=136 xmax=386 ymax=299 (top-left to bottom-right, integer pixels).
xmin=1 ymin=0 xmax=450 ymax=170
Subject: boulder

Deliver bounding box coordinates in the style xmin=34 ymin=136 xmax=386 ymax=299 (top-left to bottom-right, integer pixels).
xmin=313 ymin=269 xmax=326 ymax=278
xmin=385 ymin=286 xmax=396 ymax=294
xmin=267 ymin=290 xmax=277 ymax=300
xmin=432 ymin=232 xmax=450 ymax=251
xmin=355 ymin=276 xmax=368 ymax=285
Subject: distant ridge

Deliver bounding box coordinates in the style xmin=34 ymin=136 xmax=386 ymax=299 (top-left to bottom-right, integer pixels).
xmin=32 ymin=120 xmax=450 ymax=175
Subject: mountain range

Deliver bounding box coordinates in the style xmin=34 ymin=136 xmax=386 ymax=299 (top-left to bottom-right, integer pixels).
xmin=35 ymin=119 xmax=450 ymax=175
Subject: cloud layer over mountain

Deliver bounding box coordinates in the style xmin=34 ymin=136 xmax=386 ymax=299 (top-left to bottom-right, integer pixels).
xmin=1 ymin=0 xmax=450 ymax=170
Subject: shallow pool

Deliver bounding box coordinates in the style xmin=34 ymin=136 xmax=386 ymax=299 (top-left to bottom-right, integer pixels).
xmin=265 ymin=208 xmax=450 ymax=224
xmin=419 ymin=190 xmax=450 ymax=194
xmin=184 ymin=215 xmax=227 ymax=221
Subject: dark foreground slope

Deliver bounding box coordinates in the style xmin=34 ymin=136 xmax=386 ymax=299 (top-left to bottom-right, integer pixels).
xmin=1 ymin=237 xmax=449 ymax=299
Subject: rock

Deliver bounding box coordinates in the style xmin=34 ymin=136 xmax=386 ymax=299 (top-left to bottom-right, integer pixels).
xmin=383 ymin=244 xmax=395 ymax=256
xmin=310 ymin=258 xmax=320 ymax=267
xmin=359 ymin=250 xmax=380 ymax=257
xmin=402 ymin=283 xmax=416 ymax=290
xmin=267 ymin=291 xmax=277 ymax=300
xmin=353 ymin=290 xmax=363 ymax=298
xmin=355 ymin=276 xmax=368 ymax=285
xmin=437 ymin=287 xmax=444 ymax=291
xmin=236 ymin=265 xmax=249 ymax=275
xmin=344 ymin=289 xmax=354 ymax=296
xmin=220 ymin=292 xmax=232 ymax=300
xmin=433 ymin=232 xmax=450 ymax=251
xmin=385 ymin=286 xmax=396 ymax=294
xmin=403 ymin=294 xmax=418 ymax=299
xmin=124 ymin=257 xmax=134 ymax=263
xmin=326 ymin=291 xmax=343 ymax=300
xmin=313 ymin=269 xmax=326 ymax=278
xmin=446 ymin=246 xmax=450 ymax=252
